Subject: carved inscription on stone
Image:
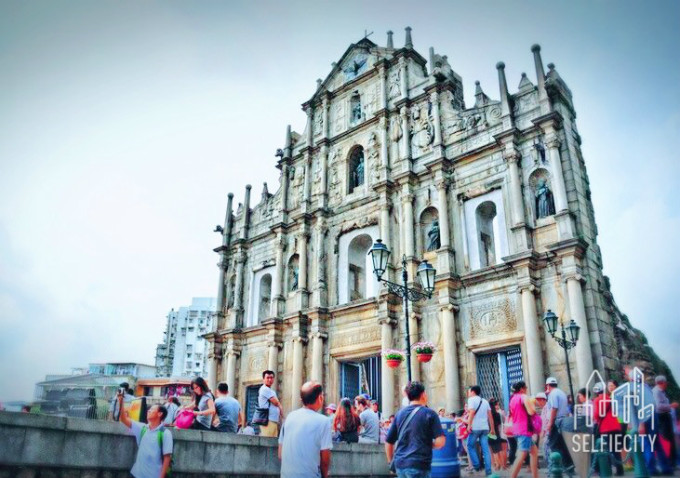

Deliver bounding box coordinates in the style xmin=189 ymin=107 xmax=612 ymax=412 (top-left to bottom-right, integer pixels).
xmin=331 ymin=326 xmax=381 ymax=350
xmin=470 ymin=298 xmax=517 ymax=340
xmin=247 ymin=351 xmax=267 ymax=378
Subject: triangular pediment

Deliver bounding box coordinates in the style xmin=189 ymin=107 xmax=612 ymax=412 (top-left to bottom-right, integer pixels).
xmin=312 ymin=38 xmax=388 ymax=99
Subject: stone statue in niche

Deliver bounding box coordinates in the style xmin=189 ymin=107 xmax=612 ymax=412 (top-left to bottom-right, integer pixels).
xmin=259 ymin=293 xmax=270 ymax=320
xmin=350 ymin=94 xmax=362 ymax=124
xmin=291 ymin=267 xmax=299 ymax=291
xmin=353 ymin=156 xmax=364 ymax=186
xmin=534 ymin=139 xmax=546 ymax=164
xmin=426 ymin=220 xmax=441 ymax=251
xmin=535 ymin=178 xmax=556 ymax=218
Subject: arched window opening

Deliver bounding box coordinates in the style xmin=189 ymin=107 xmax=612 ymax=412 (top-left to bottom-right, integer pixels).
xmin=348 ymin=147 xmax=365 ymax=193
xmin=347 ymin=234 xmax=373 ymax=301
xmin=350 ymin=93 xmax=362 ymax=125
xmin=476 ymin=201 xmax=498 ymax=268
xmin=258 ymin=274 xmax=272 ymax=322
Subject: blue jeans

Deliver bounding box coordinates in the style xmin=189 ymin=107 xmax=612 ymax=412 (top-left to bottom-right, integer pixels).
xmin=396 ymin=468 xmax=431 ymax=478
xmin=467 ymin=429 xmax=493 ymax=475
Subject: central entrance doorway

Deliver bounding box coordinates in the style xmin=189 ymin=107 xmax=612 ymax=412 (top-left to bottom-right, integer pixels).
xmin=339 ymin=356 xmax=381 ymax=407
xmin=475 ymin=346 xmax=524 ymax=409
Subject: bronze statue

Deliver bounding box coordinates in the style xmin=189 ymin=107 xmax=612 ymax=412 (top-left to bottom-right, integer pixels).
xmin=426 ymin=220 xmax=441 ymax=251
xmin=536 ymin=178 xmax=555 ymax=218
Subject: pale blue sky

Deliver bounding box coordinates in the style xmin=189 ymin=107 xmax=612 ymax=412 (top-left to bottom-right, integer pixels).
xmin=0 ymin=0 xmax=678 ymax=402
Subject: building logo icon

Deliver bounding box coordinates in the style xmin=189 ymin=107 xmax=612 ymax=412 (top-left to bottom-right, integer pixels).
xmin=573 ymin=367 xmax=655 ymax=431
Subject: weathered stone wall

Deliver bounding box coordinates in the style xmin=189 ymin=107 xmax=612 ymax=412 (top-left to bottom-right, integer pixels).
xmin=0 ymin=412 xmax=391 ymax=478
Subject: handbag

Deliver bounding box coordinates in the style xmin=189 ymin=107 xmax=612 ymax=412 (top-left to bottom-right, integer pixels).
xmin=390 ymin=406 xmax=422 ymax=473
xmin=252 ymin=399 xmax=271 ymax=426
xmin=174 ymin=409 xmax=195 ymax=429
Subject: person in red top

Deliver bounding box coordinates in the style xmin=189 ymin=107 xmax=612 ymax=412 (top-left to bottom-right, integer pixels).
xmin=592 ymin=381 xmax=624 ymax=476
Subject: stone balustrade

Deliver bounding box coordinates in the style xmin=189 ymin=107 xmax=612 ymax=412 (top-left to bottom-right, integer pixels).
xmin=0 ymin=412 xmax=391 ymax=477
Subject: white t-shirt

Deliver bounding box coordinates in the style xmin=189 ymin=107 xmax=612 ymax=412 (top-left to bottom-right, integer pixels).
xmin=467 ymin=395 xmax=491 ymax=431
xmin=259 ymin=384 xmax=280 ymax=423
xmin=127 ymin=421 xmax=173 ymax=478
xmin=279 ymin=407 xmax=333 ymax=478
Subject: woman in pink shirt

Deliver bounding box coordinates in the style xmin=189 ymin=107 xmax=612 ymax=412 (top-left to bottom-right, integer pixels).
xmin=508 ymin=381 xmax=539 ymax=478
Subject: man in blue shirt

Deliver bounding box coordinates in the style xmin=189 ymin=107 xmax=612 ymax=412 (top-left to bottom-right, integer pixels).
xmin=386 ymin=381 xmax=446 ymax=478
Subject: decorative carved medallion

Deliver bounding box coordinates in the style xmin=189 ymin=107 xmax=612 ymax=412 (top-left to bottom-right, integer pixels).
xmin=470 ymin=298 xmax=517 ymax=340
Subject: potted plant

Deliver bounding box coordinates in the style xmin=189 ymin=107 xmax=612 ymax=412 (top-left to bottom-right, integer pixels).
xmin=383 ymin=349 xmax=405 ymax=368
xmin=413 ymin=341 xmax=436 ymax=363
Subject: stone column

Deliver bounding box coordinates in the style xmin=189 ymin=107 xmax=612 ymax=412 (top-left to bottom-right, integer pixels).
xmin=408 ymin=314 xmax=420 ymax=382
xmin=233 ymin=251 xmax=246 ymax=317
xmin=402 ymin=193 xmax=415 ymax=258
xmin=291 ymin=336 xmax=305 ymax=409
xmin=520 ymin=285 xmax=545 ymax=395
xmin=380 ymin=203 xmax=391 ymax=246
xmin=505 ymin=150 xmax=526 ymax=225
xmin=441 ymin=305 xmax=461 ymax=411
xmin=320 ymin=144 xmax=329 ymax=208
xmin=314 ymin=221 xmax=328 ymax=307
xmin=430 ymin=91 xmax=442 ymax=146
xmin=546 ymin=136 xmax=568 ymax=213
xmin=281 ymin=163 xmax=290 ymax=214
xmin=380 ymin=116 xmax=389 ymax=169
xmin=379 ymin=65 xmax=388 ymax=109
xmin=566 ymin=275 xmax=594 ymax=383
xmin=380 ymin=319 xmax=395 ymax=416
xmin=436 ymin=180 xmax=451 ymax=248
xmin=267 ymin=340 xmax=280 ymax=375
xmin=310 ymin=332 xmax=326 ymax=383
xmin=299 ymin=231 xmax=309 ymax=291
xmin=271 ymin=233 xmax=285 ymax=317
xmin=400 ymin=107 xmax=411 ymax=161
xmin=458 ymin=199 xmax=470 ymax=271
xmin=206 ymin=346 xmax=218 ymax=391
xmin=322 ymin=97 xmax=329 ymax=140
xmin=225 ymin=347 xmax=239 ymax=398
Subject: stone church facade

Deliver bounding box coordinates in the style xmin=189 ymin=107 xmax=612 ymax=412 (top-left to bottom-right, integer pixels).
xmin=204 ymin=29 xmax=640 ymax=417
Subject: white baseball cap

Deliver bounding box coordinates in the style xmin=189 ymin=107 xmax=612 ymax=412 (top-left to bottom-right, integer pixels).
xmin=546 ymin=377 xmax=558 ymax=385
xmin=536 ymin=392 xmax=547 ymax=400
xmin=593 ymin=382 xmax=604 ymax=394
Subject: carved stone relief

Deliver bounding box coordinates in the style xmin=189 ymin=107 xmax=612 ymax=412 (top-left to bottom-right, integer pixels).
xmin=313 ymin=111 xmax=323 ymax=137
xmin=469 ymin=298 xmax=517 ymax=340
xmin=410 ymin=101 xmax=434 ymax=156
xmin=367 ymin=132 xmax=381 ymax=184
xmin=332 ymin=102 xmax=345 ymax=134
xmin=388 ymin=70 xmax=401 ymax=99
xmin=330 ymin=326 xmax=381 ymax=350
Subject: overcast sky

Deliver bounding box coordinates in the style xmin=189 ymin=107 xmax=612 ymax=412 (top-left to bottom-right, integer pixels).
xmin=1 ymin=0 xmax=678 ymax=403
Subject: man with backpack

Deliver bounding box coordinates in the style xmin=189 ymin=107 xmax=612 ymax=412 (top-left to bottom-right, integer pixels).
xmin=466 ymin=385 xmax=494 ymax=476
xmin=117 ymin=391 xmax=173 ymax=478
xmin=385 ymin=381 xmax=446 ymax=478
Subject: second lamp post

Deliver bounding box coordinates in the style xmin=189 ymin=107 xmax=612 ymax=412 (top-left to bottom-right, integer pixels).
xmin=543 ymin=309 xmax=581 ymax=405
xmin=368 ymin=239 xmax=436 ymax=382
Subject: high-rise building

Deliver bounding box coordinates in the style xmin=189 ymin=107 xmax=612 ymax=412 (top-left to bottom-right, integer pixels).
xmin=204 ymin=29 xmax=676 ymax=418
xmin=155 ymin=297 xmax=216 ymax=378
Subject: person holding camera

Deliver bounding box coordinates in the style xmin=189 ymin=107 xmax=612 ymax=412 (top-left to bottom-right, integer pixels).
xmin=108 ymin=382 xmax=134 ymax=421
xmin=117 ymin=390 xmax=173 ymax=478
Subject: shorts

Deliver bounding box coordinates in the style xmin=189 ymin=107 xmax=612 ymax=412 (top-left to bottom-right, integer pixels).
xmin=517 ymin=435 xmax=533 ymax=452
xmin=259 ymin=421 xmax=279 ymax=437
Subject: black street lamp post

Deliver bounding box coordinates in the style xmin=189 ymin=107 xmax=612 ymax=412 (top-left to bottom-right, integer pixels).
xmin=368 ymin=239 xmax=436 ymax=382
xmin=543 ymin=309 xmax=581 ymax=404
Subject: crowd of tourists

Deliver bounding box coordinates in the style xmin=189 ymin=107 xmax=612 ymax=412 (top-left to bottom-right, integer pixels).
xmin=110 ymin=363 xmax=679 ymax=478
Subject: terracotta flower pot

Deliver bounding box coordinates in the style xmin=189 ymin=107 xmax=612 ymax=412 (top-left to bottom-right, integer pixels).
xmin=416 ymin=353 xmax=433 ymax=363
xmin=386 ymin=358 xmax=403 ymax=368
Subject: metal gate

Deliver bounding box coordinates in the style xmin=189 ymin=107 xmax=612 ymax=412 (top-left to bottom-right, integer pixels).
xmin=340 ymin=356 xmax=382 ymax=407
xmin=476 ymin=346 xmax=524 ymax=408
xmin=245 ymin=385 xmax=260 ymax=423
